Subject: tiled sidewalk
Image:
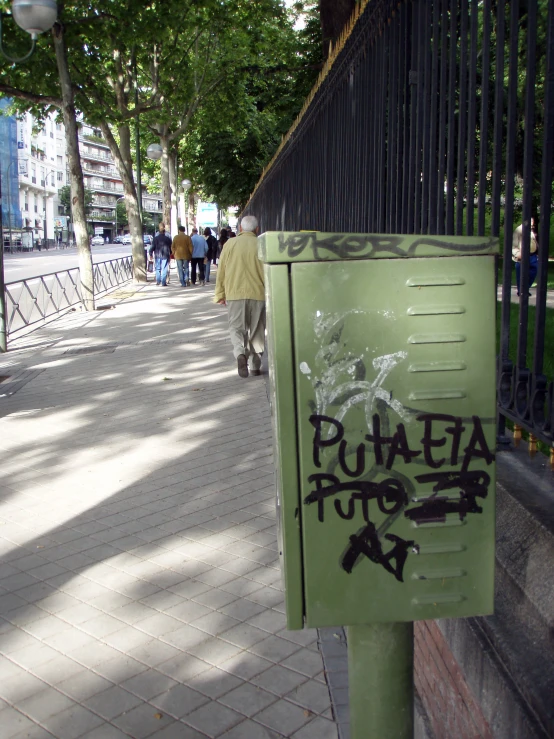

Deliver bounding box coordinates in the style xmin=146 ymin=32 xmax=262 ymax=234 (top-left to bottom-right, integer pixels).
xmin=0 ymin=279 xmax=339 ymax=738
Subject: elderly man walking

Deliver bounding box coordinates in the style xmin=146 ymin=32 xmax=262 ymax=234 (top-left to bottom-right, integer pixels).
xmin=214 ymin=215 xmax=265 ymax=378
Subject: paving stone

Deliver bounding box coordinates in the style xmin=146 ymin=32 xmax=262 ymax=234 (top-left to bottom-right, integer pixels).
xmin=218 ymin=682 xmax=278 ymax=717
xmin=78 ymin=724 xmax=131 ymax=739
xmin=186 ymin=636 xmax=243 ymax=667
xmin=219 ymin=578 xmax=265 ymax=597
xmin=112 ymin=702 xmax=176 ymax=738
xmin=220 ymin=623 xmax=270 ymax=649
xmin=286 ymin=679 xmax=332 ymax=714
xmin=248 ymin=635 xmax=302 ymax=663
xmin=146 ymin=722 xmax=208 ymax=739
xmin=16 ymin=686 xmax=75 ymax=721
xmin=190 ymin=611 xmax=240 ymax=636
xmin=220 ymin=720 xmax=285 ymax=738
xmin=246 ymin=610 xmax=286 ymax=635
xmin=83 ymin=684 xmax=143 ymax=719
xmin=150 ymin=683 xmax=210 ymax=718
xmin=40 ymin=705 xmax=105 ymax=739
xmin=0 ymin=705 xmax=39 ymax=737
xmin=291 ymin=716 xmax=339 ymax=739
xmin=220 ymin=599 xmax=267 ymax=622
xmin=219 ymin=653 xmax=273 ymax=681
xmin=281 ymin=648 xmax=326 ymax=678
xmin=255 ymin=699 xmax=313 ymax=736
xmin=120 ymin=668 xmax=179 ymax=700
xmin=162 ymin=624 xmax=210 ymax=650
xmin=251 ymin=665 xmax=310 ymax=697
xmin=92 ymin=655 xmax=149 ymax=682
xmin=126 ymin=638 xmax=183 ymax=668
xmin=56 ymin=671 xmax=115 ymax=702
xmin=188 ymin=666 xmax=244 ymax=699
xmin=156 ymin=653 xmax=212 ymax=682
xmin=194 ymin=588 xmax=238 ymax=608
xmin=184 ymin=701 xmax=243 ymax=737
xmin=164 ymin=600 xmax=213 ymax=623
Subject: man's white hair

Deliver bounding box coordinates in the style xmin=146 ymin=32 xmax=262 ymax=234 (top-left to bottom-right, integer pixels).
xmin=241 ymin=215 xmax=258 ymax=232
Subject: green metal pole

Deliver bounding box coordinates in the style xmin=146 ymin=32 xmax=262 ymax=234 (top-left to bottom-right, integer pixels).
xmin=134 ymin=55 xmax=142 ymax=227
xmin=348 ymin=622 xmax=413 ymax=739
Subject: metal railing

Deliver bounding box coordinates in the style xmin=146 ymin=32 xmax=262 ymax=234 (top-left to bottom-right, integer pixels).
xmin=5 ymin=256 xmax=133 ymax=337
xmin=245 ymin=0 xmax=554 ymax=454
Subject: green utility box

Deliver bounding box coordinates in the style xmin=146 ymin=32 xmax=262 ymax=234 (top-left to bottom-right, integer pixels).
xmin=260 ymin=232 xmax=498 ymax=630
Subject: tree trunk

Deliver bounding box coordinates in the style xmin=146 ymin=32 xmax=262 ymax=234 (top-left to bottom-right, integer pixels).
xmin=52 ymin=22 xmax=95 ymax=310
xmin=169 ymin=152 xmax=178 ymax=238
xmin=100 ymin=121 xmax=146 ymax=282
xmin=160 ymin=134 xmax=172 ymax=230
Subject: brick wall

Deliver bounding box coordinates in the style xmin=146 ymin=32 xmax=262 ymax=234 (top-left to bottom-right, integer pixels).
xmin=414 ymin=620 xmax=494 ymax=739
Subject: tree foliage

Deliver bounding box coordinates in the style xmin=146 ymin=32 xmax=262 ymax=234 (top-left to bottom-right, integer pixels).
xmin=58 ymin=185 xmax=93 ymax=215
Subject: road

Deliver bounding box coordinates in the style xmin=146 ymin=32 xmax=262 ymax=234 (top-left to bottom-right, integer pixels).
xmin=3 ymin=243 xmax=133 ymax=283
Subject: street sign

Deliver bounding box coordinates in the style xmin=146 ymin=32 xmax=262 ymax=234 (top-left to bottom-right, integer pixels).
xmin=197 ymin=201 xmax=218 ymax=228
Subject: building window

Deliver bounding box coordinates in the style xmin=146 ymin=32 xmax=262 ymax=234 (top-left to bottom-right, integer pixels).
xmin=58 ymin=206 xmax=64 ymax=215
xmin=57 ymin=172 xmax=63 ymax=181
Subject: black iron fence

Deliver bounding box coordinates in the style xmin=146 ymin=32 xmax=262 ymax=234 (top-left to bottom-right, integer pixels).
xmin=5 ymin=256 xmax=133 ymax=338
xmin=245 ymin=0 xmax=554 ymax=459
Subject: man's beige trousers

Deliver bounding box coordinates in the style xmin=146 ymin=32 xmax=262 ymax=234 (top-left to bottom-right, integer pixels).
xmin=227 ymin=299 xmax=266 ymax=368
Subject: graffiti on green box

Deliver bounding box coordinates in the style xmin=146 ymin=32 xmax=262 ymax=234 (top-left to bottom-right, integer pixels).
xmin=304 ymin=413 xmax=495 ymax=582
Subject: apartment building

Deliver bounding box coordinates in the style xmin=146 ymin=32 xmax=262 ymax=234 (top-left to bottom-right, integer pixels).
xmin=16 ymin=111 xmax=65 ymax=246
xmin=12 ymin=110 xmax=161 ymax=246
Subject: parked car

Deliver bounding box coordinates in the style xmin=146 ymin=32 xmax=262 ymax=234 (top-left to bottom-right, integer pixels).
xmin=143 ymin=235 xmax=153 ymax=246
xmin=91 ymin=235 xmax=105 ymax=246
xmin=122 ymin=234 xmax=132 ymax=245
xmin=114 ymin=235 xmax=123 ymax=244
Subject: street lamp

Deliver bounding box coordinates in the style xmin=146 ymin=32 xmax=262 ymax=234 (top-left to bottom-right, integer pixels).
xmin=0 ymin=0 xmax=57 ymax=63
xmin=146 ymin=143 xmax=162 ymax=161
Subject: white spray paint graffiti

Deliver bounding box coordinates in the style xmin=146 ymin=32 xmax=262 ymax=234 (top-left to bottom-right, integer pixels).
xmin=303 ymin=310 xmax=410 ymax=437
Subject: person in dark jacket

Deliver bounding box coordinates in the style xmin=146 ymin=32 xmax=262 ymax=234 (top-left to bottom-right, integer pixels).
xmin=148 ymin=222 xmax=172 ymax=286
xmin=218 ymin=228 xmax=228 ymax=259
xmin=204 ymin=228 xmax=218 ymax=282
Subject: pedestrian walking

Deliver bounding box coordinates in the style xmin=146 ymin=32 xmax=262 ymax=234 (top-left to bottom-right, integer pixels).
xmin=191 ymin=227 xmax=208 ymax=285
xmin=172 ymin=226 xmax=193 ymax=287
xmin=513 ymin=218 xmax=539 ymax=296
xmin=214 ymin=215 xmax=265 ymax=378
xmin=204 ymin=228 xmax=218 ymax=283
xmin=218 ymin=228 xmax=229 ymax=259
xmin=149 ymin=222 xmax=172 ymax=286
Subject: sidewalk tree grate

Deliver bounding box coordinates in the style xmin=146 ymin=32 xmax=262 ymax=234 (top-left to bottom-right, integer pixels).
xmin=64 ymin=344 xmax=117 ymax=355
xmin=0 ymin=369 xmax=44 ymax=398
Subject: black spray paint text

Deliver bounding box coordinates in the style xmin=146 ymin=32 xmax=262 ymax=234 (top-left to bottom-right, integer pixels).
xmin=305 ymin=413 xmax=494 ymax=580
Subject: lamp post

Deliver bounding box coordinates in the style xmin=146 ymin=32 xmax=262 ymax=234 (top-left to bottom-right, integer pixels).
xmin=182 ymin=179 xmax=191 ymax=234
xmin=0 ymin=0 xmax=57 ymax=352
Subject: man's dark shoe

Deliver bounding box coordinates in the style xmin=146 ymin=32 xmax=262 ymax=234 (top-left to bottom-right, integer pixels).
xmin=251 ymin=368 xmax=261 ymax=376
xmin=237 ymin=355 xmax=249 ymax=378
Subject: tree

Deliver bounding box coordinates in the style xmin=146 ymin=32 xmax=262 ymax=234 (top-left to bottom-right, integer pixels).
xmin=180 ymin=1 xmax=323 ymax=209
xmin=319 ymin=0 xmax=356 ymax=57
xmin=58 ymin=185 xmax=93 ymax=215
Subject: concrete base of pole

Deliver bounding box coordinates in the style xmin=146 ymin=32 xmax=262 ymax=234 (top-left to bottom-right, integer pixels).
xmin=348 ymin=622 xmax=414 ymax=739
